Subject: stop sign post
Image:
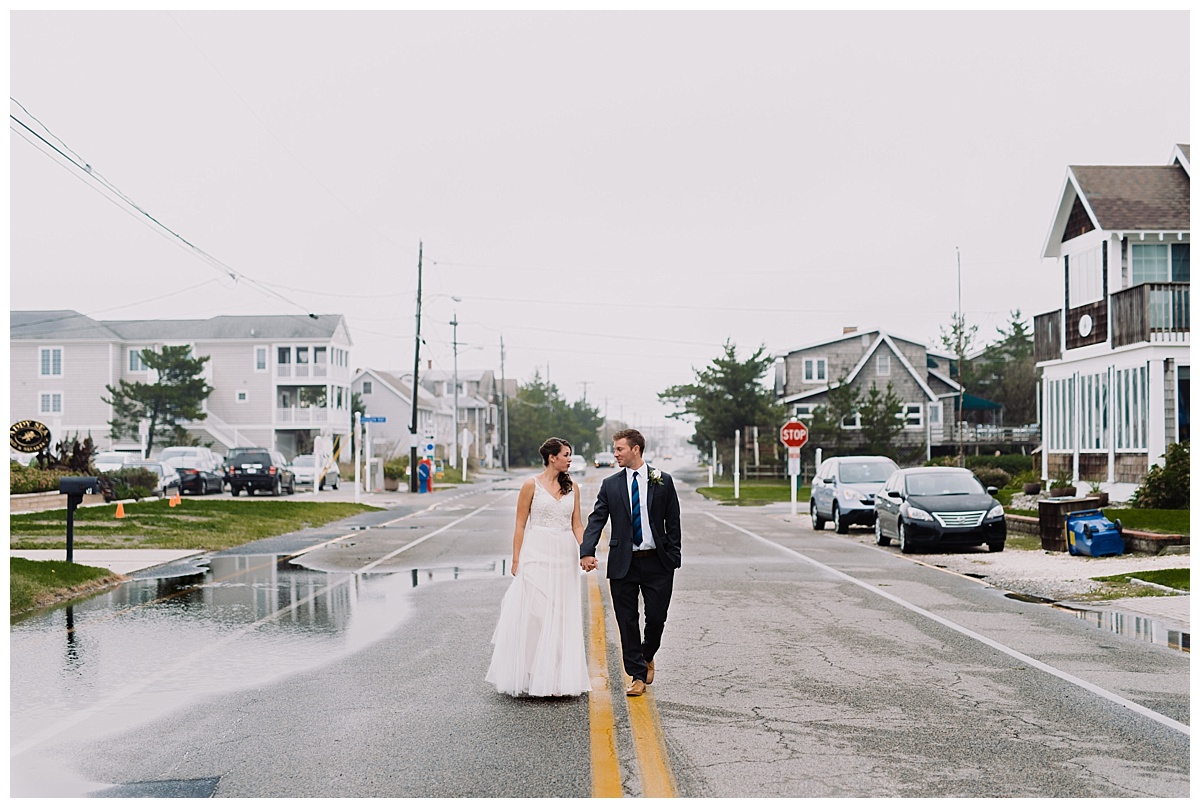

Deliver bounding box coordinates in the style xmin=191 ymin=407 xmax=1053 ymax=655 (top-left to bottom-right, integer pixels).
xmin=780 ymin=420 xmax=809 ymax=515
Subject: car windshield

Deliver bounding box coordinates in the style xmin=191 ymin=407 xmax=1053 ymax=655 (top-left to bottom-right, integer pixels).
xmin=96 ymin=452 xmax=126 ymax=463
xmin=129 ymin=462 xmax=162 ymax=473
xmin=905 ymin=472 xmax=984 ymax=497
xmin=840 ymin=461 xmax=897 ymax=484
xmin=232 ymin=453 xmax=271 ymax=465
xmin=292 ymin=455 xmax=315 ymax=466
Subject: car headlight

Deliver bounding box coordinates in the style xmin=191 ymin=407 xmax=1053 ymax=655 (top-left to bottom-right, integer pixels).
xmin=986 ymin=504 xmax=1005 ymax=520
xmin=902 ymin=502 xmax=933 ymax=521
xmin=840 ymin=488 xmax=860 ymax=501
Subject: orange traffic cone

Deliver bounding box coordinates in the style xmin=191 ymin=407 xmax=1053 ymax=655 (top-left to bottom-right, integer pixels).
xmin=115 ymin=502 xmax=126 ymax=519
xmin=169 ymin=494 xmax=179 ymax=507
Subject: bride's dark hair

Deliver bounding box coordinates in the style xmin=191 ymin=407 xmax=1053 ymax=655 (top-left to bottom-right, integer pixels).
xmin=539 ymin=437 xmax=573 ymax=494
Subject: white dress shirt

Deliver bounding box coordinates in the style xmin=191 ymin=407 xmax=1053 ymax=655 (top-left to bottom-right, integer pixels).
xmin=625 ymin=463 xmax=655 ymax=550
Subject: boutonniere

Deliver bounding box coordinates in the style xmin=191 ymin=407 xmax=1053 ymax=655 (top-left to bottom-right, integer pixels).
xmin=647 ymin=467 xmax=664 ymax=486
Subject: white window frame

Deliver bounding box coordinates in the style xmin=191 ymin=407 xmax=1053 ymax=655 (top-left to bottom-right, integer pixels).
xmin=803 ymin=357 xmax=827 ymax=383
xmin=901 ymin=403 xmax=923 ymax=429
xmin=841 ymin=411 xmax=861 ymax=430
xmin=1131 ymin=243 xmax=1170 ymax=285
xmin=876 ymin=354 xmax=890 ymax=376
xmin=362 ymin=380 xmax=373 ymax=395
xmin=39 ymin=346 xmax=63 ymax=378
xmin=255 ymin=345 xmax=269 ymax=373
xmin=236 ymin=390 xmax=249 ymax=403
xmin=928 ymin=402 xmax=943 ymax=426
xmin=794 ymin=404 xmax=814 ymax=419
xmin=128 ymin=348 xmax=149 ymax=373
xmin=1079 ymin=371 xmax=1109 ymax=452
xmin=1114 ymin=365 xmax=1148 ymax=451
xmin=38 ymin=391 xmax=63 ymax=415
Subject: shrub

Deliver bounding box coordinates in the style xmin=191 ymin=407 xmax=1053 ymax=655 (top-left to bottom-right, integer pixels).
xmin=383 ymin=458 xmax=410 ymax=479
xmin=1008 ymin=468 xmax=1040 ymax=488
xmin=10 ymin=463 xmax=70 ymax=494
xmin=964 ymin=453 xmax=1036 ymax=477
xmin=1131 ymin=441 xmax=1189 ymax=510
xmin=99 ymin=467 xmax=161 ymax=501
xmin=971 ymin=466 xmax=1011 ymax=489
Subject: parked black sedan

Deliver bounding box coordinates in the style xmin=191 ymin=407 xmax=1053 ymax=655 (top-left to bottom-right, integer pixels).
xmin=874 ymin=467 xmax=1006 ymax=554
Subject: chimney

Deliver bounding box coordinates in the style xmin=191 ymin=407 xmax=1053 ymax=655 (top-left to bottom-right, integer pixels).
xmin=428 ymin=360 xmax=433 ymax=369
xmin=843 ymin=326 xmax=857 ymax=334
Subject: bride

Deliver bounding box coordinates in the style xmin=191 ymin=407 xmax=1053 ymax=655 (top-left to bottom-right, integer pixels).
xmin=485 ymin=437 xmax=592 ymax=697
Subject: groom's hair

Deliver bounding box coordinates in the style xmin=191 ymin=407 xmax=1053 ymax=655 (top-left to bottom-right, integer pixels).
xmin=613 ymin=428 xmax=645 ymax=454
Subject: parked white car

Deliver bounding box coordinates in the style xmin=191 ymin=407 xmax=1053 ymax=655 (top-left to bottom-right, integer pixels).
xmin=288 ymin=454 xmax=340 ymax=490
xmin=94 ymin=451 xmax=131 ymax=473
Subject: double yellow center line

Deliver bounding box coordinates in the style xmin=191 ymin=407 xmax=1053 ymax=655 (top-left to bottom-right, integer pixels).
xmin=586 ymin=572 xmax=678 ymax=798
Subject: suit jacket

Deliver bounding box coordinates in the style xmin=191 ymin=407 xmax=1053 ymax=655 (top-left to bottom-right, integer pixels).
xmin=581 ymin=466 xmax=682 ymax=580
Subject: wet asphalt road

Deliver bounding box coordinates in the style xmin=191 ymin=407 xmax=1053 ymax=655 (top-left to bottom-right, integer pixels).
xmin=9 ymin=465 xmax=1190 ymax=797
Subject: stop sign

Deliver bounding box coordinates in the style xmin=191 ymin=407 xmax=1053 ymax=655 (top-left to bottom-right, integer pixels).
xmin=780 ymin=420 xmax=809 ymax=449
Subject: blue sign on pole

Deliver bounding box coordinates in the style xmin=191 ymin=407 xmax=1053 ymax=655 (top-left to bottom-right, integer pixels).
xmin=360 ymin=416 xmax=386 ymax=423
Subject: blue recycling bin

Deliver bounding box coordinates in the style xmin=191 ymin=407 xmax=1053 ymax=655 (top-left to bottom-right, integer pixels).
xmin=1065 ymin=509 xmax=1124 ymax=557
xmin=417 ymin=459 xmax=432 ymax=493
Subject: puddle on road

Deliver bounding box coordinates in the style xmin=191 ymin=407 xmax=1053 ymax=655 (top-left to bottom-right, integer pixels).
xmin=10 ymin=552 xmax=510 ymax=792
xmin=1050 ymin=603 xmax=1190 ymax=654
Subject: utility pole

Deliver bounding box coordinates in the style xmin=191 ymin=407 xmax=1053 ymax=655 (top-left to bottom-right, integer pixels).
xmin=409 ymin=242 xmax=423 ymax=492
xmin=500 ymin=334 xmax=509 ymax=471
xmin=450 ymin=309 xmax=459 ymax=471
xmin=956 ymin=247 xmax=964 ymax=465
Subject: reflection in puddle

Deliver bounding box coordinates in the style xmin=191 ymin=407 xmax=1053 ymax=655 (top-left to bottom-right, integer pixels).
xmin=1052 ymin=604 xmax=1190 ymax=653
xmin=407 ymin=559 xmax=509 ymax=587
xmin=9 ymin=553 xmax=415 ymax=777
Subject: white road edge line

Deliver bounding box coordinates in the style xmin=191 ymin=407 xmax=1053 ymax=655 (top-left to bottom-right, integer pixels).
xmin=705 ymin=511 xmax=1190 ymax=737
xmin=11 ymin=493 xmax=509 ymax=758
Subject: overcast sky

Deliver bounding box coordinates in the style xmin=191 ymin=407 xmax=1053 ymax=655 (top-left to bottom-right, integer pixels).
xmin=8 ymin=10 xmax=1190 ymax=438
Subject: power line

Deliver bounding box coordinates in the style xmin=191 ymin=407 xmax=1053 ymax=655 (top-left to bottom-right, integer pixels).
xmin=10 ymin=102 xmax=320 ymax=326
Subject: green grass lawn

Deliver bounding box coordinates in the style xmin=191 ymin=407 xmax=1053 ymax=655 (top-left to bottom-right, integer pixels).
xmin=697 ymin=482 xmax=812 ymax=506
xmin=10 ymin=557 xmax=122 ymax=615
xmin=1091 ymin=567 xmax=1190 ymax=592
xmin=10 ymin=499 xmax=383 ymax=552
xmin=1005 ymin=506 xmax=1189 ymax=535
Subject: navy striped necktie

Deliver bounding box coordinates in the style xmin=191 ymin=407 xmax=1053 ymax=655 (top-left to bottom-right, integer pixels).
xmin=631 ymin=470 xmax=643 ymax=546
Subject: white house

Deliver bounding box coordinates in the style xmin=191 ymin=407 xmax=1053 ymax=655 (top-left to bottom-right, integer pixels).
xmin=351 ymin=369 xmax=439 ymax=459
xmin=10 ymin=311 xmax=354 ymax=459
xmin=1034 ymin=144 xmax=1189 ymax=499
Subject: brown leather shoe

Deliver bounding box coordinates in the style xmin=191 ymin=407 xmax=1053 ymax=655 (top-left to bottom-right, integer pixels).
xmin=626 ymin=679 xmax=646 ymax=697
xmin=645 ymin=659 xmax=655 ymax=685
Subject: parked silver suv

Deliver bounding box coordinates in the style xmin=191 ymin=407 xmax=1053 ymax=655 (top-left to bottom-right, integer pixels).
xmin=810 ymin=455 xmax=899 ymax=534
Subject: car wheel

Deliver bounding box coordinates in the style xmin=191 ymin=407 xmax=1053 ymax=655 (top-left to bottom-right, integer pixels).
xmin=288 ymin=478 xmax=296 ymax=495
xmin=231 ymin=485 xmax=241 ymax=497
xmin=875 ymin=518 xmax=890 ymax=546
xmin=987 ymin=539 xmax=1005 ymax=553
xmin=273 ymin=477 xmax=282 ymax=496
xmin=898 ymin=521 xmax=914 ymax=554
xmin=810 ymin=501 xmax=825 ymax=531
xmin=833 ymin=503 xmax=848 ymax=534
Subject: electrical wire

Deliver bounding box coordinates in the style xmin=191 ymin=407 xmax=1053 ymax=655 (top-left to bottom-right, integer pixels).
xmin=11 ymin=102 xmax=320 ymax=326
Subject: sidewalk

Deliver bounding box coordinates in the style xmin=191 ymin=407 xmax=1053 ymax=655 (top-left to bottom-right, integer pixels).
xmin=9 ymin=549 xmax=201 ymax=576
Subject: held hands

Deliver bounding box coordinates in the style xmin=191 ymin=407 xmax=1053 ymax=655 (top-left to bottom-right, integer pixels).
xmin=580 ymin=555 xmax=598 ymax=573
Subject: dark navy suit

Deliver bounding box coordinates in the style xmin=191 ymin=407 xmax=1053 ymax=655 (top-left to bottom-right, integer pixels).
xmin=581 ymin=466 xmax=682 ymax=682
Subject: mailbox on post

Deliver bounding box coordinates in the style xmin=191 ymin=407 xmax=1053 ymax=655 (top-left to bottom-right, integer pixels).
xmin=58 ymin=476 xmax=99 ymax=564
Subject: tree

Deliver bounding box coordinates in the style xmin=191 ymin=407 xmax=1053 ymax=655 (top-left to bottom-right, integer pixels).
xmin=104 ymin=345 xmax=213 ymax=458
xmin=971 ymin=310 xmax=1037 ymax=425
xmin=659 ymin=340 xmax=784 ymax=466
xmin=506 ymin=371 xmax=604 ymax=466
xmin=858 ymin=382 xmax=905 ymax=456
xmin=806 ymin=375 xmax=860 ymax=457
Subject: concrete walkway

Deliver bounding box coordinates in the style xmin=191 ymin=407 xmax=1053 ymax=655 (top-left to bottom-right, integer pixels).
xmin=9 ymin=549 xmax=202 ymax=576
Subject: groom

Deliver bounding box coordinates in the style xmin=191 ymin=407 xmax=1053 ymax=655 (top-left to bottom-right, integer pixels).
xmin=580 ymin=429 xmax=682 ymax=697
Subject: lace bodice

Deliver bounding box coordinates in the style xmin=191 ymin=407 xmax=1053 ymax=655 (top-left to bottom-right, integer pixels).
xmin=528 ymin=478 xmax=575 ymax=530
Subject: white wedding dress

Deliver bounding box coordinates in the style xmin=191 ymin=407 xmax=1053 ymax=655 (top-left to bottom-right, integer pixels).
xmin=485 ymin=479 xmax=591 ymax=697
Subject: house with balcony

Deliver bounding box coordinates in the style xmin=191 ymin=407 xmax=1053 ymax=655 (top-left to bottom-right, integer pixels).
xmin=417 ymin=368 xmax=501 ymax=467
xmin=10 ymin=311 xmax=354 ymax=459
xmin=1034 ymin=144 xmax=1189 ymax=499
xmin=774 ymin=328 xmax=963 ymax=460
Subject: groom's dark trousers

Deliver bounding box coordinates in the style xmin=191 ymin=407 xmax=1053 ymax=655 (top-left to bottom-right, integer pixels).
xmin=581 ymin=467 xmax=682 ymax=683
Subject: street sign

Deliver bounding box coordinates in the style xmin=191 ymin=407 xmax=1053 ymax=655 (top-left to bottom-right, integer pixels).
xmin=360 ymin=416 xmax=386 ymax=423
xmin=780 ymin=420 xmax=809 ymax=449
